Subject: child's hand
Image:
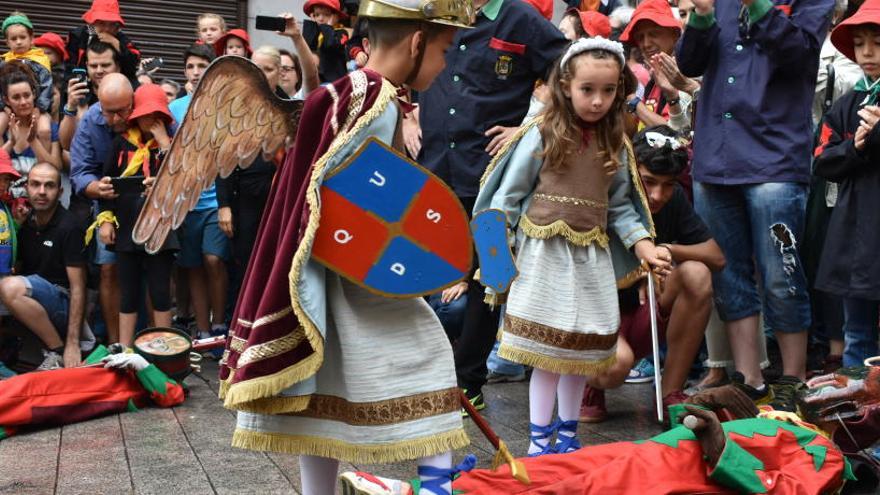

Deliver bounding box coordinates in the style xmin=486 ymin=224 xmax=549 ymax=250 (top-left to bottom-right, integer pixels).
xmin=142 ymin=177 xmax=156 ymax=196
xmin=12 ymin=200 xmax=30 ymax=225
xmin=279 ymin=13 xmax=303 ymax=39
xmin=149 ymin=120 xmax=171 ymax=148
xmin=634 ymin=239 xmax=672 ymax=279
xmin=98 ymin=222 xmax=116 ymax=246
xmin=96 ymin=31 xmax=121 ymax=51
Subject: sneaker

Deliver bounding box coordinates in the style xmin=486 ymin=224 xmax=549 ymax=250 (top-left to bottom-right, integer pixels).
xmin=339 ymin=471 xmax=413 ymax=495
xmin=625 ymin=358 xmax=655 ymax=384
xmin=730 ymin=372 xmax=773 ymax=404
xmin=768 ymin=375 xmax=805 ymax=413
xmin=172 ymin=315 xmax=195 ymax=331
xmin=461 ymin=388 xmax=485 ymax=418
xmin=36 ymin=350 xmax=63 ymax=371
xmin=579 ymin=385 xmax=607 ymax=423
xmin=0 ymin=361 xmax=16 ymax=380
xmin=486 ymin=369 xmax=527 ymax=384
xmin=202 ymin=325 xmax=228 ymax=360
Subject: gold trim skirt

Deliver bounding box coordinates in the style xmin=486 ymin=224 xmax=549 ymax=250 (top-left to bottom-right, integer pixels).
xmin=233 ymin=275 xmax=468 ymax=464
xmin=499 ymin=236 xmax=619 ymax=375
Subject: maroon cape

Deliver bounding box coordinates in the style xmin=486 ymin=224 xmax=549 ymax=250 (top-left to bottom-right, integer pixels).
xmin=218 ymin=70 xmax=394 ymax=412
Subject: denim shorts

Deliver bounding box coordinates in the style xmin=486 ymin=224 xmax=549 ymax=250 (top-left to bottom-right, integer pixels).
xmin=178 ymin=208 xmax=231 ymax=268
xmin=94 ymin=236 xmax=118 ymax=265
xmin=694 ymin=182 xmax=811 ymax=334
xmin=24 ymin=274 xmax=71 ymax=337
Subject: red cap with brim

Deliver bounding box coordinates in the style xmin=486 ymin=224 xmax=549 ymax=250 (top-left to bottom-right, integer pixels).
xmin=619 ymin=0 xmax=681 ymax=44
xmin=524 ymin=0 xmax=553 ymax=21
xmin=34 ymin=32 xmax=69 ymax=62
xmin=82 ymin=0 xmax=125 ymax=26
xmin=303 ymin=0 xmax=349 ymax=19
xmin=128 ymin=84 xmax=173 ymax=124
xmin=213 ymin=29 xmax=253 ymax=58
xmin=0 ymin=149 xmax=20 ymax=180
xmin=569 ymin=8 xmax=612 ymax=39
xmin=832 ymin=0 xmax=880 ymax=62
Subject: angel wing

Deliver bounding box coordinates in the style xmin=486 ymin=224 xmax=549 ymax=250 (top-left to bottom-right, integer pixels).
xmin=133 ymin=56 xmax=303 ymax=253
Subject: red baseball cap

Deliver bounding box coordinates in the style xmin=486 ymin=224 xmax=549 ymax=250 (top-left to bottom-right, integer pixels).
xmin=34 ymin=32 xmax=69 ymax=62
xmin=303 ymin=0 xmax=349 ymax=19
xmin=0 ymin=149 xmax=20 ymax=180
xmin=128 ymin=84 xmax=173 ymax=124
xmin=619 ymin=0 xmax=681 ymax=44
xmin=213 ymin=28 xmax=253 ymax=57
xmin=524 ymin=0 xmax=553 ymax=21
xmin=832 ymin=0 xmax=880 ymax=62
xmin=82 ymin=0 xmax=125 ymax=26
xmin=569 ymin=8 xmax=612 ymax=39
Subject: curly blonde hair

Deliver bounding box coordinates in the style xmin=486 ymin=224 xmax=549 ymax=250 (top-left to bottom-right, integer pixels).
xmin=540 ymin=49 xmax=634 ymax=175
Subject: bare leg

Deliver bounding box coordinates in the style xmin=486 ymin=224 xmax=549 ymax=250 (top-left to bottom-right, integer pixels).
xmin=118 ymin=312 xmax=137 ymax=347
xmin=830 ymin=339 xmax=844 ymax=356
xmin=0 ymin=277 xmax=62 ymax=348
xmin=726 ymin=314 xmax=764 ymax=388
xmin=588 ymin=335 xmax=634 ymax=390
xmin=100 ymin=263 xmax=120 ymax=344
xmin=153 ymin=310 xmax=172 ymax=328
xmin=203 ymin=254 xmax=228 ymax=326
xmin=777 ymin=331 xmax=808 ymax=381
xmin=659 ymin=261 xmax=713 ymax=395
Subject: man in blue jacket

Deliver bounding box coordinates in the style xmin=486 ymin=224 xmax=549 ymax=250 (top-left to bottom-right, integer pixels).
xmin=676 ymin=0 xmax=835 ymax=410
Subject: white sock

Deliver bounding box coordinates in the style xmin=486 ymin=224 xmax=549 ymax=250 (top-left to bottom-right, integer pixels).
xmin=418 ymin=452 xmax=452 ymax=495
xmin=555 ymin=374 xmax=588 ymax=446
xmin=299 ymin=455 xmax=339 ymax=495
xmin=528 ymin=368 xmax=560 ymax=454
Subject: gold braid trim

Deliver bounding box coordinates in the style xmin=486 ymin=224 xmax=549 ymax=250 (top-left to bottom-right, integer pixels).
xmin=231 ymin=428 xmax=470 ymax=465
xmin=497 ymin=344 xmax=617 ymax=376
xmin=221 ymin=76 xmax=399 ymax=413
xmin=617 ymin=265 xmax=648 ymax=289
xmin=624 ymin=137 xmax=655 ymax=239
xmin=504 ymin=314 xmax=618 ymax=351
xmin=518 ymin=216 xmax=609 ymax=248
xmin=479 ymin=116 xmax=544 ymax=188
xmin=484 ymin=291 xmax=508 ymax=307
xmin=288 ymin=388 xmax=459 ymax=426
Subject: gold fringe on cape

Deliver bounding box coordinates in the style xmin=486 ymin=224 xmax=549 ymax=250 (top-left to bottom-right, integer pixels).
xmin=220 ymin=77 xmax=400 ymax=412
xmin=497 ymin=344 xmax=617 ymax=376
xmin=518 ymin=215 xmax=609 ymax=248
xmin=231 ymin=427 xmax=470 ymax=465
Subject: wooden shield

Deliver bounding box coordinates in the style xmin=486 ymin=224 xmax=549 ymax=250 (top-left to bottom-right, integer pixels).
xmin=312 ymin=138 xmax=473 ymax=298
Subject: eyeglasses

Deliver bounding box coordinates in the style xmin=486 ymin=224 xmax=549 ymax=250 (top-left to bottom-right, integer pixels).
xmin=280 ymin=65 xmax=296 ymax=73
xmin=102 ymin=104 xmax=132 ymax=119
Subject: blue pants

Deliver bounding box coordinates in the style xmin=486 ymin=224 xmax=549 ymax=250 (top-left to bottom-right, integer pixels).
xmin=487 ymin=340 xmax=525 ymax=376
xmin=694 ymin=182 xmax=811 ymax=334
xmin=841 ymin=298 xmax=879 ymax=367
xmin=428 ymin=293 xmax=468 ymax=342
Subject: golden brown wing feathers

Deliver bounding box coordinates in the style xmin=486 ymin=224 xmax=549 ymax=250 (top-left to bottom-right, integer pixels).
xmin=133 ymin=56 xmax=303 ymax=252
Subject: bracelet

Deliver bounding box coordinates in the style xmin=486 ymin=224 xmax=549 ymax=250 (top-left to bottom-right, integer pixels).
xmin=62 ymin=106 xmax=77 ymax=117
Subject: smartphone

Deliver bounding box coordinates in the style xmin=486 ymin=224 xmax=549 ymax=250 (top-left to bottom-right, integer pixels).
xmin=255 ymin=15 xmax=287 ymax=32
xmin=110 ymin=176 xmax=146 ymax=195
xmin=72 ymin=67 xmax=88 ymax=84
xmin=142 ymin=57 xmax=164 ymax=72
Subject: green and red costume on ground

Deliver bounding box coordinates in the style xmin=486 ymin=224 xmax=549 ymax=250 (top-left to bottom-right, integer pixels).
xmin=452 ymin=416 xmax=854 ymax=494
xmin=0 ymin=347 xmax=184 ymax=440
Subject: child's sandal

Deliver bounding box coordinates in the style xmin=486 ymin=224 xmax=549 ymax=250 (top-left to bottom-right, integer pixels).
xmin=554 ymin=419 xmax=581 ymax=454
xmin=415 ymin=454 xmax=477 ymax=495
xmin=528 ymin=422 xmax=557 ymax=457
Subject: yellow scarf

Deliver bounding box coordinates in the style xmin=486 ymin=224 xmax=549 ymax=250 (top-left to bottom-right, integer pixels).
xmin=2 ymin=47 xmax=51 ymax=71
xmin=84 ymin=128 xmax=157 ymax=245
xmin=121 ymin=127 xmax=157 ymax=178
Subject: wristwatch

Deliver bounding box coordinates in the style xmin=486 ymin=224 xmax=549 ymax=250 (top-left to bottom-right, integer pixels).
xmin=626 ymin=96 xmax=641 ymax=114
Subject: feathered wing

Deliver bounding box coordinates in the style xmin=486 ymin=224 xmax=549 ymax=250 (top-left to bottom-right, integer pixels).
xmin=133 ymin=56 xmax=303 ymax=253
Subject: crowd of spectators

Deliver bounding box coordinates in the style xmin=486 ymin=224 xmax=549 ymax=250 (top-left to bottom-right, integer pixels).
xmin=0 ymin=0 xmax=873 ymax=431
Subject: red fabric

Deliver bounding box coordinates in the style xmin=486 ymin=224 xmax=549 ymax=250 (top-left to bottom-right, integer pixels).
xmin=618 ymin=298 xmax=668 ymax=362
xmin=0 ymin=367 xmax=183 ymax=434
xmin=304 ymin=0 xmax=349 ymax=19
xmin=453 ymin=428 xmax=846 ymax=494
xmin=219 ymin=70 xmax=386 ymax=387
xmin=489 ymin=37 xmax=526 ymax=55
xmin=522 ymin=0 xmax=553 ymax=21
xmin=0 ymin=149 xmax=20 ymax=180
xmin=814 ymin=123 xmax=834 ymax=158
xmin=128 ymin=83 xmax=173 ymax=123
xmin=213 ymin=29 xmax=253 ymax=58
xmin=832 ymin=0 xmax=880 ymax=62
xmin=34 ymin=32 xmax=69 ymax=62
xmin=619 ymin=0 xmax=681 ymax=44
xmin=575 ymin=9 xmax=612 ymax=39
xmin=82 ymin=0 xmax=125 ymax=26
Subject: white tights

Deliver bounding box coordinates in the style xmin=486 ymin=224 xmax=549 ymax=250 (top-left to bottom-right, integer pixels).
xmin=298 ymin=452 xmax=453 ymax=495
xmin=528 ymin=368 xmax=588 ymax=454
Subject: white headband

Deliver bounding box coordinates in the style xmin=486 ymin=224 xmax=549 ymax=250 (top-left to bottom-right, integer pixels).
xmin=644 ymin=131 xmax=683 ymax=150
xmin=559 ymin=37 xmax=626 ymax=71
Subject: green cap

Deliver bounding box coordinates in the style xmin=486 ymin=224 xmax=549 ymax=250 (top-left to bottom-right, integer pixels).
xmin=2 ymin=14 xmax=34 ymax=35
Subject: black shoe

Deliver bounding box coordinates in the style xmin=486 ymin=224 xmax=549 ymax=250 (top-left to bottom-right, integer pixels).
xmin=768 ymin=375 xmax=805 ymax=413
xmin=730 ymin=372 xmax=773 ymax=404
xmin=461 ymin=388 xmax=486 ymax=418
